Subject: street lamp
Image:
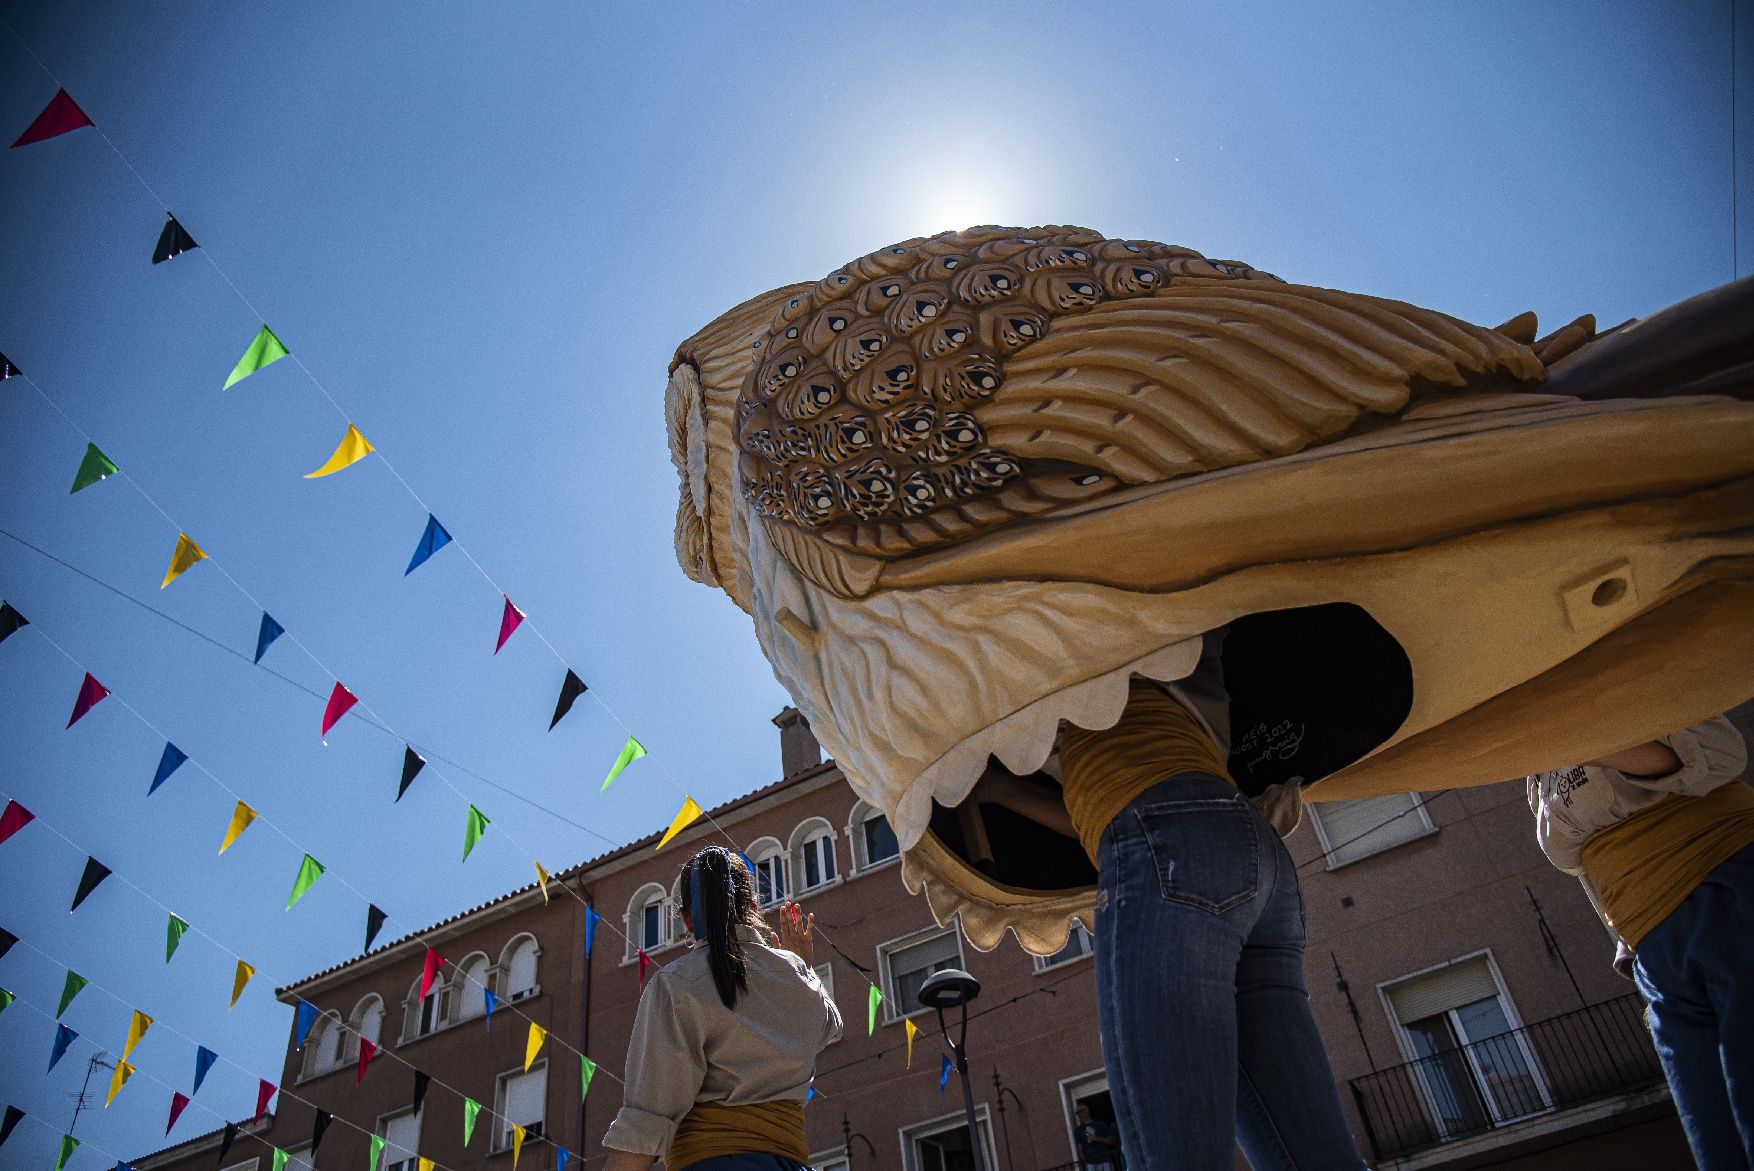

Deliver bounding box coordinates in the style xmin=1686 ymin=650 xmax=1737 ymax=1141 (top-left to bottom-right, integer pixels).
xmin=919 ymin=968 xmax=987 ymax=1171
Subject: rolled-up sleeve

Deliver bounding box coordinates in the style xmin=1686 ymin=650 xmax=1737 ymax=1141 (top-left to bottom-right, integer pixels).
xmin=603 ymin=972 xmax=708 ymax=1156
xmin=1629 ymin=717 xmax=1748 ymax=797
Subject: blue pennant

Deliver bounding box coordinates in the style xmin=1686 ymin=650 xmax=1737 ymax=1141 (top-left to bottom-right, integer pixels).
xmin=404 ymin=514 xmax=452 ymax=575
xmin=940 ymin=1055 xmax=953 ymax=1096
xmin=254 ymin=613 xmax=285 ymax=664
xmin=192 ymin=1046 xmax=217 ymax=1095
xmin=49 ymin=1024 xmax=76 ymax=1073
xmin=294 ymin=1000 xmax=319 ymax=1049
xmin=149 ymin=743 xmax=187 ymax=796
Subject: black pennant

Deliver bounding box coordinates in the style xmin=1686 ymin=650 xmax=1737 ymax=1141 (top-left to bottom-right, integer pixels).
xmin=70 ymin=857 xmax=111 ymax=912
xmin=0 ymin=1105 xmax=23 ymax=1148
xmin=215 ymin=1122 xmax=238 ymax=1167
xmin=364 ymin=904 xmax=387 ymax=952
xmin=0 ymin=602 xmax=27 ymax=645
xmin=0 ymin=353 xmax=17 ymax=381
xmin=151 ymin=215 xmax=199 ymax=264
xmin=0 ymin=927 xmax=15 ymax=961
xmin=396 ymin=747 xmax=426 ymax=802
xmin=411 ymin=1070 xmax=430 ymax=1116
xmin=550 ymin=669 xmax=587 ymax=730
xmin=310 ymin=1110 xmax=332 ymax=1154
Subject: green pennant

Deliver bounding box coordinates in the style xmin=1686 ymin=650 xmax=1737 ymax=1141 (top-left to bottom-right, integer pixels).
xmin=69 ymin=443 xmax=117 ymax=494
xmin=286 ymin=854 xmax=325 ymax=909
xmin=368 ymin=1133 xmax=385 ymax=1171
xmin=166 ymin=913 xmax=189 ymax=963
xmin=867 ymin=984 xmax=883 ymax=1035
xmin=54 ymin=1135 xmax=79 ymax=1171
xmin=600 ymin=736 xmax=648 ymax=791
xmin=580 ymin=1055 xmax=597 ymax=1100
xmin=0 ymin=986 xmax=13 ymax=1015
xmin=223 ymin=324 xmax=289 ymax=390
xmin=463 ymin=806 xmax=490 ymax=862
xmin=462 ymin=1098 xmax=481 ymax=1147
xmin=56 ymin=970 xmax=87 ymax=1019
xmin=272 ymin=1148 xmax=288 ymax=1171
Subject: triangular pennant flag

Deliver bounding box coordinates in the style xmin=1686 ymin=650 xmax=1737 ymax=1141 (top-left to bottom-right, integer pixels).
xmin=104 ymin=1060 xmax=136 ymax=1107
xmin=0 ymin=928 xmax=14 ymax=960
xmin=56 ymin=970 xmax=87 ymax=1018
xmin=367 ymin=1134 xmax=384 ymax=1171
xmin=557 ymin=1150 xmax=571 ymax=1171
xmin=0 ymin=987 xmax=11 ymax=1015
xmin=579 ymin=1055 xmax=596 ymax=1100
xmin=601 ymin=736 xmax=648 ymax=791
xmin=365 ymin=904 xmax=387 ymax=951
xmin=940 ymin=1054 xmax=953 ymax=1096
xmin=161 ymin=533 xmax=207 ymax=588
xmin=216 ymin=1122 xmax=237 ymax=1165
xmin=905 ymin=1018 xmax=919 ymax=1068
xmin=149 ymin=743 xmax=187 ymax=795
xmin=311 ymin=1110 xmax=332 ymax=1154
xmin=304 ymin=423 xmax=375 ymax=478
xmin=0 ymin=601 xmax=27 ymax=644
xmin=54 ymin=1134 xmax=79 ymax=1171
xmin=12 ymin=89 xmax=93 ymax=148
xmin=0 ymin=800 xmax=36 ymax=846
xmin=420 ymin=948 xmax=444 ymax=1000
xmin=219 ymin=801 xmax=257 ymax=854
xmin=463 ymin=805 xmax=490 ymax=862
xmin=462 ymin=1098 xmax=481 ymax=1147
xmin=404 ymin=514 xmax=452 ymax=575
xmin=525 ymin=1022 xmax=546 ymax=1071
xmin=656 ymin=796 xmax=703 ymax=851
xmin=807 ymin=1086 xmax=816 ymax=1102
xmin=151 ymin=215 xmax=199 ymax=264
xmin=294 ymin=1000 xmax=319 ymax=1049
xmin=418 ymin=1160 xmax=433 ymax=1171
xmin=550 ymin=670 xmax=587 ymax=730
xmin=637 ymin=948 xmax=652 ymax=984
xmin=165 ymin=1092 xmax=190 ymax=1134
xmin=494 ymin=596 xmax=525 ymax=654
xmin=223 ymin=325 xmax=289 ymax=390
xmin=253 ymin=614 xmax=284 ymax=664
xmin=116 ymin=1158 xmax=140 ymax=1171
xmin=71 ymin=857 xmax=112 ymax=911
xmin=49 ymin=1024 xmax=76 ymax=1072
xmin=396 ymin=748 xmax=425 ymax=802
xmin=254 ymin=1079 xmax=275 ymax=1120
xmin=70 ymin=443 xmax=118 ymax=493
xmin=0 ymin=354 xmax=18 ymax=379
xmin=192 ymin=1046 xmax=217 ymax=1095
xmin=271 ymin=1150 xmax=287 ymax=1171
xmin=356 ymin=1037 xmax=377 ymax=1085
xmin=231 ymin=959 xmax=255 ymax=1009
xmin=321 ymin=681 xmax=357 ymax=741
xmin=165 ymin=913 xmax=189 ymax=962
xmin=411 ymin=1070 xmax=430 ymax=1116
xmin=534 ymin=860 xmax=552 ymax=903
xmin=286 ymin=854 xmax=326 ymax=909
xmin=583 ymin=906 xmax=600 ymax=957
xmin=867 ymin=984 xmax=883 ymax=1035
xmin=482 ymin=988 xmax=498 ymax=1028
xmin=123 ymin=1010 xmax=153 ymax=1060
xmin=511 ymin=1125 xmax=527 ymax=1170
xmin=67 ymin=672 xmax=110 ymax=727
xmin=0 ymin=1106 xmax=22 ymax=1148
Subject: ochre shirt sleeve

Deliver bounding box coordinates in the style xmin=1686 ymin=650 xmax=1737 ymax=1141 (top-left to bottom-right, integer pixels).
xmin=603 ymin=971 xmax=709 ymax=1156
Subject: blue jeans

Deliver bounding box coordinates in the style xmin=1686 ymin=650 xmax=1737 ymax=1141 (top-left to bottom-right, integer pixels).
xmin=1633 ymin=841 xmax=1754 ymax=1171
xmin=1093 ymin=773 xmax=1369 ymax=1171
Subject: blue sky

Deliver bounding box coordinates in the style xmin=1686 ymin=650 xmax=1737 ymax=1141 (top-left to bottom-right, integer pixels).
xmin=1 ymin=1 xmax=1748 ymax=1165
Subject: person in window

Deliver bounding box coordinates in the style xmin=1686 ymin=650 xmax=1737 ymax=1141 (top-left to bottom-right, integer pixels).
xmin=1074 ymin=1103 xmax=1124 ymax=1169
xmin=968 ymin=638 xmax=1368 ymax=1171
xmin=1527 ymin=715 xmax=1753 ymax=1171
xmin=604 ymin=845 xmax=842 ymax=1171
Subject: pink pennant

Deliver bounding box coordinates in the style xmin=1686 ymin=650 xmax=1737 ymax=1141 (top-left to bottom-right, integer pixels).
xmin=66 ymin=672 xmax=110 ymax=728
xmin=254 ymin=1079 xmax=276 ymax=1120
xmin=356 ymin=1037 xmax=378 ymax=1085
xmin=420 ymin=947 xmax=444 ymax=1000
xmin=11 ymin=89 xmax=94 ymax=148
xmin=638 ymin=948 xmax=652 ymax=985
xmin=0 ymin=799 xmax=35 ymax=846
xmin=166 ymin=1091 xmax=191 ymax=1134
xmin=494 ymin=595 xmax=525 ymax=654
xmin=320 ymin=681 xmax=357 ymax=741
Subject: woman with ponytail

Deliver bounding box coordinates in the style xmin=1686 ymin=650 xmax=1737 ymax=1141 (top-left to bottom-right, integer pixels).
xmin=604 ymin=845 xmax=842 ymax=1171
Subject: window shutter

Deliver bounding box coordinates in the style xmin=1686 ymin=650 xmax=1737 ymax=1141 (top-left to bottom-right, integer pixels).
xmin=506 ymin=941 xmax=538 ymax=998
xmin=1386 ymin=957 xmax=1500 ymax=1024
xmin=383 ymin=1110 xmax=421 ymax=1164
xmin=1314 ymin=794 xmax=1425 ymax=866
xmin=503 ymin=1065 xmax=548 ymax=1137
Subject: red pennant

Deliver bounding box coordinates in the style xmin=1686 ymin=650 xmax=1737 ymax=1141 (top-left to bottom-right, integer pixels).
xmin=356 ymin=1037 xmax=378 ymax=1085
xmin=254 ymin=1079 xmax=276 ymax=1120
xmin=166 ymin=1092 xmax=190 ymax=1134
xmin=320 ymin=681 xmax=357 ymax=741
xmin=66 ymin=672 xmax=110 ymax=728
xmin=0 ymin=800 xmax=33 ymax=846
xmin=638 ymin=948 xmax=652 ymax=985
xmin=11 ymin=89 xmax=94 ymax=148
xmin=494 ymin=595 xmax=525 ymax=654
xmin=420 ymin=948 xmax=444 ymax=1000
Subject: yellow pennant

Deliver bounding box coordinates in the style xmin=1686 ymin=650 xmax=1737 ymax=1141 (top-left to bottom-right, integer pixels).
xmin=231 ymin=958 xmax=255 ymax=1009
xmin=525 ymin=1022 xmax=546 ymax=1071
xmin=905 ymin=1018 xmax=918 ymax=1068
xmin=304 ymin=423 xmax=375 ymax=478
xmin=161 ymin=533 xmax=207 ymax=588
xmin=104 ymin=1059 xmax=135 ymax=1107
xmin=534 ymin=860 xmax=552 ymax=904
xmin=510 ymin=1125 xmax=527 ymax=1170
xmin=219 ymin=801 xmax=257 ymax=854
xmin=123 ymin=1010 xmax=154 ymax=1060
xmin=417 ymin=1160 xmax=434 ymax=1171
xmin=656 ymin=796 xmax=703 ymax=851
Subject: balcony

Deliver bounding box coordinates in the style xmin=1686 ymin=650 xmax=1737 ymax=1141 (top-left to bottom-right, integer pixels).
xmin=1348 ymin=993 xmax=1665 ymax=1163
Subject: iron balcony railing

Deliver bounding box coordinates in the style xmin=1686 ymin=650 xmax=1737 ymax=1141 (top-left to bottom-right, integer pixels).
xmin=1348 ymin=993 xmax=1664 ymax=1162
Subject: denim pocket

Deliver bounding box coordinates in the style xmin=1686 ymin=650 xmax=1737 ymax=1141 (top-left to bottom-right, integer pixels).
xmin=1134 ymin=796 xmax=1258 ymax=914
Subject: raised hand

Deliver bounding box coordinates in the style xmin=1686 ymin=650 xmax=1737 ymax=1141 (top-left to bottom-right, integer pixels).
xmin=777 ymin=901 xmax=815 ymax=964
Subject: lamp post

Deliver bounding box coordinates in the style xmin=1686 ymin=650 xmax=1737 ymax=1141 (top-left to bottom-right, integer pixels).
xmin=919 ymin=968 xmax=987 ymax=1171
xmin=839 ymin=1112 xmax=875 ymax=1171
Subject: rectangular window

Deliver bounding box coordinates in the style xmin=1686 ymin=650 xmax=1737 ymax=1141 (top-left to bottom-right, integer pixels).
xmin=642 ymin=900 xmax=662 ymax=950
xmin=380 ymin=1109 xmax=421 ymax=1171
xmin=862 ymin=814 xmax=900 ymax=867
xmin=496 ymin=1063 xmax=548 ymax=1151
xmin=902 ymin=1107 xmax=998 ymax=1171
xmin=801 ymin=834 xmax=836 ymax=889
xmin=1033 ymin=923 xmax=1093 ymax=972
xmin=882 ymin=928 xmax=965 ymax=1021
xmin=755 ymin=854 xmax=786 ymax=906
xmin=1310 ymin=793 xmax=1434 ymax=868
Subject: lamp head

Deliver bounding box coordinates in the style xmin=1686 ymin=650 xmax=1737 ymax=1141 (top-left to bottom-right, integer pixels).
xmin=918 ymin=968 xmax=982 ymax=1010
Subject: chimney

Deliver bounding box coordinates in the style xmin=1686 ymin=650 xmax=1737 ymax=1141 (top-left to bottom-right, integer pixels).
xmin=772 ymin=707 xmax=822 ymax=777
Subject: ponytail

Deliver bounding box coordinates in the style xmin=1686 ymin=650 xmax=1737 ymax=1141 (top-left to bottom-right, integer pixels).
xmin=682 ymin=846 xmax=760 ymax=1009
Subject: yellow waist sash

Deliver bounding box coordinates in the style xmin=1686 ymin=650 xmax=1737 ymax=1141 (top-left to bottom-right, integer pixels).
xmin=668 ymin=1099 xmax=808 ymax=1170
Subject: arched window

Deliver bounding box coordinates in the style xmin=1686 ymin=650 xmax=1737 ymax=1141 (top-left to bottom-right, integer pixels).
xmin=747 ymin=837 xmax=787 ymax=907
xmin=403 ymin=971 xmax=447 ymax=1043
xmin=848 ymin=801 xmax=900 ymax=871
xmin=627 ymin=882 xmax=671 ymax=958
xmin=300 ymin=1010 xmax=344 ymax=1080
xmin=789 ymin=818 xmax=839 ymax=893
xmin=453 ymin=953 xmax=491 ymax=1022
xmin=501 ymin=934 xmax=541 ymax=1002
xmin=350 ymin=994 xmax=384 ymax=1060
